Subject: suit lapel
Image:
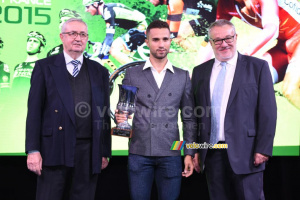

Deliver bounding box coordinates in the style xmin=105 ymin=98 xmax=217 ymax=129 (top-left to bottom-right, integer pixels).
xmin=86 ymin=58 xmax=103 ymax=111
xmin=155 ymin=69 xmax=173 ymax=101
xmin=143 ymin=68 xmax=159 ymax=93
xmin=226 ymin=53 xmax=246 ymax=110
xmin=204 ymin=60 xmax=214 ymax=107
xmin=49 ymin=53 xmax=76 ymax=126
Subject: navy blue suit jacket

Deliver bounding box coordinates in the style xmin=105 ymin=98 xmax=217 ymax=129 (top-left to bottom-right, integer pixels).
xmin=25 ymin=53 xmax=111 ymax=174
xmin=192 ymin=53 xmax=277 ymax=174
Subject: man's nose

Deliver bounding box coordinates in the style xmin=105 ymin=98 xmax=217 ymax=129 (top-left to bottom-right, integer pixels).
xmin=158 ymin=40 xmax=164 ymax=47
xmin=220 ymin=39 xmax=229 ymax=47
xmin=74 ymin=34 xmax=81 ymax=41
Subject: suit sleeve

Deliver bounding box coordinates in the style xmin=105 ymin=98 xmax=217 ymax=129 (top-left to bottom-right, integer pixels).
xmin=102 ymin=68 xmax=112 ymax=158
xmin=25 ymin=61 xmax=46 ymax=153
xmin=255 ymin=60 xmax=277 ymax=156
xmin=180 ymin=70 xmax=197 ymax=156
xmin=191 ymin=67 xmax=201 ymax=145
xmin=122 ymin=68 xmax=131 ymax=85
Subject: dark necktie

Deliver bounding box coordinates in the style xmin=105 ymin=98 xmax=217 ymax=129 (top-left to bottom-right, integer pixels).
xmin=71 ymin=60 xmax=80 ymax=77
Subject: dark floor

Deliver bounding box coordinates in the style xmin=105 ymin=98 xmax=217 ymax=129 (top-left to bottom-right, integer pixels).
xmin=0 ymin=156 xmax=299 ymax=200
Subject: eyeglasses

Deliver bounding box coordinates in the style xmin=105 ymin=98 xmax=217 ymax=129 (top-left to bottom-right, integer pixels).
xmin=62 ymin=31 xmax=88 ymax=39
xmin=210 ymin=35 xmax=235 ymax=45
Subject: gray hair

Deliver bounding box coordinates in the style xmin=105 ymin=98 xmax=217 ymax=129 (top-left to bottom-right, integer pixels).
xmin=208 ymin=19 xmax=236 ymax=38
xmin=61 ymin=18 xmax=88 ymax=33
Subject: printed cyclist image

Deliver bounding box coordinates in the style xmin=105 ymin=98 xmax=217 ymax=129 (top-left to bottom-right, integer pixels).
xmin=147 ymin=0 xmax=218 ymax=51
xmin=12 ymin=31 xmax=46 ymax=96
xmin=84 ymin=0 xmax=148 ymax=65
xmin=0 ymin=37 xmax=10 ymax=95
xmin=198 ymin=0 xmax=300 ymax=109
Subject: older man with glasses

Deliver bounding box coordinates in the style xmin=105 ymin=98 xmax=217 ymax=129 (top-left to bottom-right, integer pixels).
xmin=191 ymin=19 xmax=277 ymax=200
xmin=26 ymin=18 xmax=111 ymax=200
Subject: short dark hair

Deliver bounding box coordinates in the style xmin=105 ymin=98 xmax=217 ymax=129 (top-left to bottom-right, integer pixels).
xmin=146 ymin=20 xmax=170 ymax=38
xmin=208 ymin=19 xmax=236 ymax=38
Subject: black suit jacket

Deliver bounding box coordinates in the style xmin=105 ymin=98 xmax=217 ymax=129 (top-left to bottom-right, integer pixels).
xmin=25 ymin=53 xmax=111 ymax=174
xmin=192 ymin=53 xmax=277 ymax=174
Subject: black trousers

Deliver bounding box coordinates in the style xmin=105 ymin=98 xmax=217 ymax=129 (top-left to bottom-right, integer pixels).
xmin=36 ymin=139 xmax=98 ymax=200
xmin=205 ymin=149 xmax=264 ymax=200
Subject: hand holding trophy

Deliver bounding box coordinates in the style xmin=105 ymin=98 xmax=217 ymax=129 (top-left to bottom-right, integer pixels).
xmin=111 ymin=84 xmax=139 ymax=138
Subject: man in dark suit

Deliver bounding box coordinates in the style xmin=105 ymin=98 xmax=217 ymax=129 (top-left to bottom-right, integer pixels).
xmin=115 ymin=20 xmax=196 ymax=200
xmin=26 ymin=18 xmax=111 ymax=200
xmin=192 ymin=19 xmax=277 ymax=200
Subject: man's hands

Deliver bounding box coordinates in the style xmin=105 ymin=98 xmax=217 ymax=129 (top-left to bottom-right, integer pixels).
xmin=254 ymin=153 xmax=269 ymax=166
xmin=27 ymin=153 xmax=109 ymax=174
xmin=182 ymin=155 xmax=194 ymax=177
xmin=27 ymin=152 xmax=42 ymax=176
xmin=115 ymin=109 xmax=132 ymax=124
xmin=101 ymin=157 xmax=109 ymax=170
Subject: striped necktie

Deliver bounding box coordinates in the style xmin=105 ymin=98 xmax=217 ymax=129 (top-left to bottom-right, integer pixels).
xmin=210 ymin=62 xmax=227 ymax=144
xmin=71 ymin=60 xmax=80 ymax=77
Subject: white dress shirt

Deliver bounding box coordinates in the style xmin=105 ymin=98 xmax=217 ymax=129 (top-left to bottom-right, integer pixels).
xmin=143 ymin=58 xmax=174 ymax=88
xmin=63 ymin=51 xmax=84 ymax=75
xmin=210 ymin=52 xmax=238 ymax=141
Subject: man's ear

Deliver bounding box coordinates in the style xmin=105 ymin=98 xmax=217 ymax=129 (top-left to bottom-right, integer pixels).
xmin=60 ymin=33 xmax=64 ymax=42
xmin=39 ymin=46 xmax=45 ymax=53
xmin=145 ymin=39 xmax=149 ymax=47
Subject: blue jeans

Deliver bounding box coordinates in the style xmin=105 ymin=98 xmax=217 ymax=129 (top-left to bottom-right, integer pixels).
xmin=128 ymin=153 xmax=182 ymax=200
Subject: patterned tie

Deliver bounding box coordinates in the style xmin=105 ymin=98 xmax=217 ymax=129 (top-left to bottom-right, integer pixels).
xmin=71 ymin=60 xmax=80 ymax=77
xmin=210 ymin=62 xmax=227 ymax=144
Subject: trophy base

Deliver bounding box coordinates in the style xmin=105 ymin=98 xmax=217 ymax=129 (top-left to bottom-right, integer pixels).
xmin=111 ymin=127 xmax=132 ymax=138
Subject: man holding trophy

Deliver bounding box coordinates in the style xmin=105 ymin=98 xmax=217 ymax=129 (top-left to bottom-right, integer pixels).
xmin=115 ymin=20 xmax=196 ymax=200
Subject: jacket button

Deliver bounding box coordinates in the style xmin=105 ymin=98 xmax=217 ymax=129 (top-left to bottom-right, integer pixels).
xmin=148 ymin=94 xmax=151 ymax=98
xmin=165 ymin=124 xmax=168 ymax=128
xmin=54 ymin=110 xmax=58 ymax=113
xmin=168 ymin=93 xmax=172 ymax=96
xmin=58 ymin=126 xmax=63 ymax=130
xmin=151 ymin=124 xmax=155 ymax=128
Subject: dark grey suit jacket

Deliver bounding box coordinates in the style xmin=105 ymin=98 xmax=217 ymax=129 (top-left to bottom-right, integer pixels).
xmin=123 ymin=64 xmax=196 ymax=156
xmin=192 ymin=53 xmax=277 ymax=174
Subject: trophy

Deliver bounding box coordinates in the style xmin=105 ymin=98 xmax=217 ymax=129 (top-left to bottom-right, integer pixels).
xmin=111 ymin=84 xmax=139 ymax=138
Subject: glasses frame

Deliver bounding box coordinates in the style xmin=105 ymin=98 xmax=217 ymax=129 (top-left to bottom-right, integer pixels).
xmin=62 ymin=31 xmax=88 ymax=39
xmin=210 ymin=34 xmax=236 ymax=45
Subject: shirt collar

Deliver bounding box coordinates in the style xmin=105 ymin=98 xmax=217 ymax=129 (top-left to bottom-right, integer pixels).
xmin=214 ymin=51 xmax=238 ymax=68
xmin=143 ymin=58 xmax=174 ymax=73
xmin=63 ymin=51 xmax=84 ymax=65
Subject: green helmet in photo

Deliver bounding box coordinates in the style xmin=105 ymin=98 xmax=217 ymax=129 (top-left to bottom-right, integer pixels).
xmin=59 ymin=9 xmax=81 ymax=19
xmin=27 ymin=31 xmax=46 ymax=47
xmin=82 ymin=0 xmax=104 ymax=6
